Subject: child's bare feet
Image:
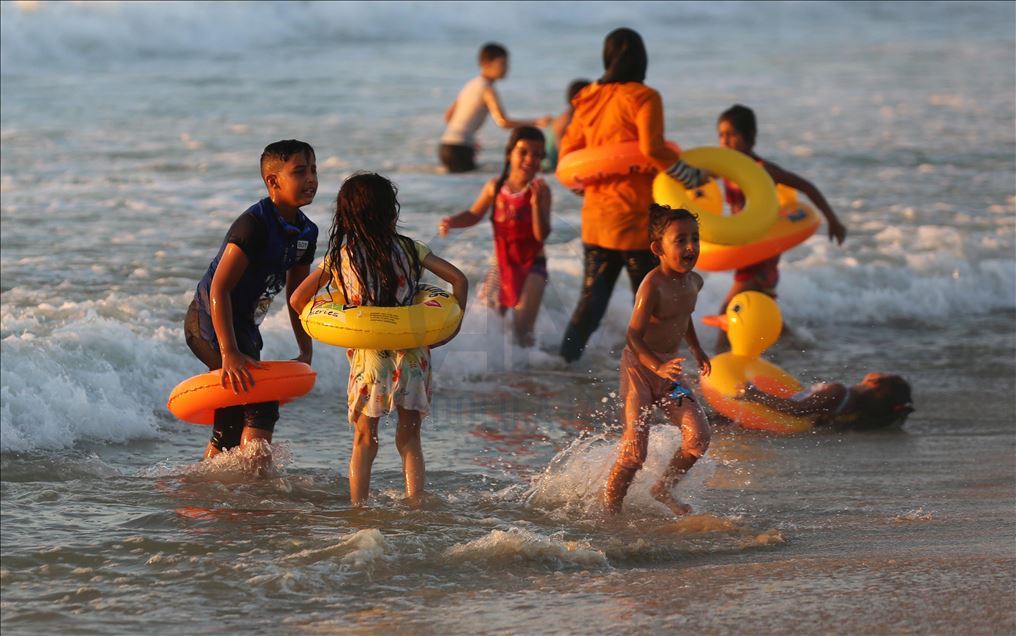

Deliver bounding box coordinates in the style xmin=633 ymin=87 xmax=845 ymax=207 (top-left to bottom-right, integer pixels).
xmin=651 ymin=483 xmax=692 ymax=516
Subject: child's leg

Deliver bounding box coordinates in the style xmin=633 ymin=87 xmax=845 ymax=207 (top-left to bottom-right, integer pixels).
xmin=239 ymin=401 xmax=278 ymax=447
xmin=603 ymin=425 xmax=650 ymax=514
xmin=652 ymin=400 xmax=711 ymax=515
xmin=349 ymin=412 xmax=380 ymax=506
xmin=511 ymin=272 xmax=547 ymax=347
xmin=204 ymin=407 xmax=244 ymax=459
xmin=603 ymin=397 xmax=652 ymax=514
xmin=395 ymin=407 xmax=425 ymax=500
xmin=240 ymin=427 xmax=272 ymax=446
xmin=185 ymin=303 xmax=242 ymax=460
xmin=604 ymin=347 xmax=660 ymax=514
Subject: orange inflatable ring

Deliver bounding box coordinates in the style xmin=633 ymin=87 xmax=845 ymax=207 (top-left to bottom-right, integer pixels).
xmin=675 ymin=180 xmax=820 ymax=271
xmin=166 ymin=361 xmax=316 ymax=425
xmin=699 ymin=353 xmax=813 ymax=434
xmin=555 ymin=140 xmax=681 ymax=189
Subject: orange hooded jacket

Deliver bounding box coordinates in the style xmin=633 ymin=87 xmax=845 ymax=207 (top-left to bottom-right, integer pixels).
xmin=558 ymin=82 xmax=680 ymax=251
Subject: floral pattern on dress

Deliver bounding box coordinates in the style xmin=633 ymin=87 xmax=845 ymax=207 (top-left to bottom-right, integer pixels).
xmin=347 ymin=346 xmax=432 ymax=422
xmin=321 ymin=239 xmax=435 ymax=423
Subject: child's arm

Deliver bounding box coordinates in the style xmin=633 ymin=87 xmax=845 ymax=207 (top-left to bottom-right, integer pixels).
xmin=738 ymin=382 xmax=846 ymax=416
xmin=482 ymin=86 xmax=552 ymax=129
xmin=626 ymin=276 xmax=684 ymax=381
xmin=764 ymin=161 xmax=847 ymax=245
xmin=422 ymin=252 xmax=469 ymax=347
xmin=439 ymin=179 xmax=496 ymax=236
xmin=209 ymin=244 xmax=263 ymax=392
xmin=530 ymin=178 xmax=552 ymax=241
xmin=285 ymin=263 xmax=314 ymax=364
xmin=289 ymin=264 xmax=334 ymax=316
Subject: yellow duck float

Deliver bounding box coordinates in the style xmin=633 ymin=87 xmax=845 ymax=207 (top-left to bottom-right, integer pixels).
xmin=699 ymin=291 xmax=813 ymax=434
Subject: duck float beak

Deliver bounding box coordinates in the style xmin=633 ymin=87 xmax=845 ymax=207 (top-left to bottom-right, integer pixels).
xmin=702 ymin=314 xmax=729 ymax=331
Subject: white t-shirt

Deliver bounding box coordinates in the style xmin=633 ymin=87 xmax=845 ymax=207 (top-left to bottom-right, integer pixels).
xmin=441 ymin=75 xmax=491 ymax=146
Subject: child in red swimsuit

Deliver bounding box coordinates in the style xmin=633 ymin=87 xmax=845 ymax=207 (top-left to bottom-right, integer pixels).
xmin=439 ymin=126 xmax=552 ymax=347
xmin=715 ymin=104 xmax=848 ymax=349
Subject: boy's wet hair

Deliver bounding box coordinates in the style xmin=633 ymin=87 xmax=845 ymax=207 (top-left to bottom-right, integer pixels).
xmin=856 ymin=374 xmax=915 ymax=429
xmin=260 ymin=139 xmax=314 ymax=179
xmin=718 ymin=104 xmax=757 ymax=147
xmin=479 ymin=42 xmax=508 ymax=64
xmin=649 ymin=204 xmax=698 ymax=243
xmin=567 ymin=79 xmax=591 ymax=103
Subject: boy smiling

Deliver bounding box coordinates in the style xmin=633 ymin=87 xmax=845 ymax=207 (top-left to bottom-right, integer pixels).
xmin=184 ymin=140 xmax=319 ymax=462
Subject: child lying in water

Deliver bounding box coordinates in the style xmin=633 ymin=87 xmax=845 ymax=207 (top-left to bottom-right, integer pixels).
xmin=738 ymin=372 xmax=914 ymax=430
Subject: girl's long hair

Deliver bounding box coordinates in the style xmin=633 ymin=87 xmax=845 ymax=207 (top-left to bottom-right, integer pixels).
xmin=325 ymin=172 xmax=421 ymax=306
xmin=490 ymin=126 xmax=546 ymax=217
xmin=600 ymin=27 xmax=647 ymax=84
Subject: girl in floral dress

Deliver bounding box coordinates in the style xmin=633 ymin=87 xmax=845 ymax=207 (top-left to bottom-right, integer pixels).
xmin=291 ymin=172 xmax=467 ymax=505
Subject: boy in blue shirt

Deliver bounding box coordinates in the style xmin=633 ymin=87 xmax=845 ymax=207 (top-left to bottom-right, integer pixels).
xmin=184 ymin=140 xmax=319 ymax=460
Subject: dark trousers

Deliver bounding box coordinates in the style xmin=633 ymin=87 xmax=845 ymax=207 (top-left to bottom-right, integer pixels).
xmin=184 ymin=301 xmax=278 ymax=450
xmin=559 ymin=244 xmax=658 ymax=362
xmin=438 ymin=143 xmax=477 ymax=173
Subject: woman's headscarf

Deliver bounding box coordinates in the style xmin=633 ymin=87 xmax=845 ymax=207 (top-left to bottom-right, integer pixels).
xmin=600 ymin=27 xmax=647 ymax=84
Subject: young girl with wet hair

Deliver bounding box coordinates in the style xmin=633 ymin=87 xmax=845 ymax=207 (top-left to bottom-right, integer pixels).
xmin=439 ymin=126 xmax=551 ymax=347
xmin=291 ymin=172 xmax=468 ymax=506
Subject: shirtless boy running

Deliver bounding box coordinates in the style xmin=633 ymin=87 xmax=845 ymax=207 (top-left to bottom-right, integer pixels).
xmin=603 ymin=205 xmax=711 ymax=515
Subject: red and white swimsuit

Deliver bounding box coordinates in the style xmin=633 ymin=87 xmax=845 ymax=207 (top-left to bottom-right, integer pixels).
xmin=489 ymin=183 xmax=546 ymax=309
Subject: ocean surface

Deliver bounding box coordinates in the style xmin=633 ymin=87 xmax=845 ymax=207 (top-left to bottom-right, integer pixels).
xmin=1 ymin=1 xmax=1014 ymax=634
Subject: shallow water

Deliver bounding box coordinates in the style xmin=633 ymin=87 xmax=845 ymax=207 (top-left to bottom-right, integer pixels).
xmin=2 ymin=1 xmax=1015 ymax=634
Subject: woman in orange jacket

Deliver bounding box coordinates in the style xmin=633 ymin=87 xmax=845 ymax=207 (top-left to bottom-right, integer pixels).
xmin=558 ymin=27 xmax=707 ymax=362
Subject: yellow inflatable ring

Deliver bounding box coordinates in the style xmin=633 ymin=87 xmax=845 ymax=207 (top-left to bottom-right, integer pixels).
xmin=680 ymin=179 xmax=800 ymax=215
xmin=653 ymin=146 xmax=778 ymax=246
xmin=556 ymin=140 xmax=682 ymax=189
xmin=669 ymin=181 xmax=818 ymax=271
xmin=167 ymin=361 xmax=316 ymax=425
xmin=300 ymin=283 xmax=462 ymax=350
